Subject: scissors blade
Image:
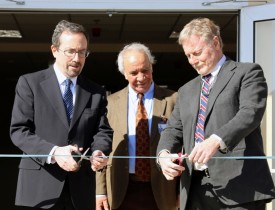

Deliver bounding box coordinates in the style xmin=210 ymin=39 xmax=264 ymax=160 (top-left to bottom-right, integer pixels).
xmin=80 ymin=147 xmax=90 ymax=161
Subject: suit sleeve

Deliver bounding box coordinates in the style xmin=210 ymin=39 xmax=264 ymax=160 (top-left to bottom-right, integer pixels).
xmin=10 ymin=75 xmax=55 ymax=165
xmin=95 ymin=94 xmax=114 ymax=195
xmin=213 ymin=64 xmax=267 ymax=149
xmin=157 ymin=93 xmax=184 ymax=154
xmin=90 ymin=91 xmax=113 ymax=155
xmin=96 ymin=169 xmax=107 ymax=195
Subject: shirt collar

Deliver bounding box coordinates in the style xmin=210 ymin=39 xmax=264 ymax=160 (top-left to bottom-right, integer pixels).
xmin=128 ymin=82 xmax=154 ymax=100
xmin=212 ymin=55 xmax=226 ymax=77
xmin=205 ymin=55 xmax=226 ymax=78
xmin=53 ymin=63 xmax=77 ymax=86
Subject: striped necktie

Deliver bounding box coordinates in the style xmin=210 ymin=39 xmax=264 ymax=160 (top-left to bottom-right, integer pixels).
xmin=195 ymin=74 xmax=212 ymax=143
xmin=63 ymin=79 xmax=73 ymax=124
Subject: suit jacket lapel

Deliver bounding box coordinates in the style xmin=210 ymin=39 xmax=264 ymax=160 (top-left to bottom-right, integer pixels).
xmin=151 ymin=85 xmax=168 ymax=143
xmin=40 ymin=67 xmax=69 ymax=129
xmin=117 ymin=86 xmax=166 ymax=146
xmin=70 ymin=76 xmax=91 ymax=128
xmin=206 ymin=59 xmax=236 ymax=117
xmin=116 ymin=87 xmax=128 ymax=136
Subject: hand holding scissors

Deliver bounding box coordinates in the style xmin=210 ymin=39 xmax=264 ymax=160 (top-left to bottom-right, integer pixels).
xmin=90 ymin=150 xmax=108 ymax=172
xmin=72 ymin=145 xmax=90 ymax=171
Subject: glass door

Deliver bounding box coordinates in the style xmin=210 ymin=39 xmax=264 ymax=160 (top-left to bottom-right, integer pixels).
xmin=240 ymin=4 xmax=275 ymax=210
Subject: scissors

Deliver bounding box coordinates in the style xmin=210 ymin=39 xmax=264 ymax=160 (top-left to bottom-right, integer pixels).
xmin=72 ymin=144 xmax=90 ymax=168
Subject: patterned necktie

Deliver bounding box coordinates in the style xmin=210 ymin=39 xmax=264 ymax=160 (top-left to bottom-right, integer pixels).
xmin=135 ymin=93 xmax=151 ymax=182
xmin=63 ymin=79 xmax=73 ymax=124
xmin=195 ymin=74 xmax=212 ymax=143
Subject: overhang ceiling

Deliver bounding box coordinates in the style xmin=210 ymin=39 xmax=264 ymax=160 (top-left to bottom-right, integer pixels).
xmin=0 ymin=12 xmax=238 ymax=92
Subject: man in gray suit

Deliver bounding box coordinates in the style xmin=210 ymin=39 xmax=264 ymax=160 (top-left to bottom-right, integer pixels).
xmin=157 ymin=18 xmax=275 ymax=210
xmin=10 ymin=20 xmax=113 ymax=210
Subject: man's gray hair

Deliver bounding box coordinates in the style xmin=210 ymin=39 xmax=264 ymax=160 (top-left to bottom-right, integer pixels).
xmin=117 ymin=42 xmax=156 ymax=75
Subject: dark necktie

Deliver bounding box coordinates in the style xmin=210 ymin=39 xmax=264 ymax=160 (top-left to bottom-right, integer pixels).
xmin=195 ymin=74 xmax=212 ymax=143
xmin=63 ymin=79 xmax=73 ymax=124
xmin=135 ymin=93 xmax=150 ymax=182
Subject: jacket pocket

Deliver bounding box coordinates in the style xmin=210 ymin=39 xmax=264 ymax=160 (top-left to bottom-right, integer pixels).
xmin=19 ymin=158 xmax=41 ymax=170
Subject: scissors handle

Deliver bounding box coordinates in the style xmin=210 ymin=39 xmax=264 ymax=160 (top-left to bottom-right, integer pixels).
xmin=71 ymin=144 xmax=90 ymax=165
xmin=174 ymin=153 xmax=183 ymax=166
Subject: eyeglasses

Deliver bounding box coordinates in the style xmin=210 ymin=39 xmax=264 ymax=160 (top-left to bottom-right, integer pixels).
xmin=58 ymin=48 xmax=90 ymax=58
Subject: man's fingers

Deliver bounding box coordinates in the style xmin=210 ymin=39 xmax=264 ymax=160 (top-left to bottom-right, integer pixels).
xmin=103 ymin=199 xmax=109 ymax=210
xmin=96 ymin=196 xmax=108 ymax=210
xmin=91 ymin=151 xmax=108 ymax=171
xmin=164 ymin=173 xmax=175 ymax=180
xmin=53 ymin=146 xmax=80 ymax=172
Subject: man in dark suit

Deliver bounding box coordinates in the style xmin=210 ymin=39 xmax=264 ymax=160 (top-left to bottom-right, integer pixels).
xmin=10 ymin=20 xmax=113 ymax=210
xmin=157 ymin=18 xmax=275 ymax=210
xmin=96 ymin=43 xmax=178 ymax=210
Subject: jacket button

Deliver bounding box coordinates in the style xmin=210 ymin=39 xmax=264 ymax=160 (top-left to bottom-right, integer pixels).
xmin=68 ymin=140 xmax=72 ymax=144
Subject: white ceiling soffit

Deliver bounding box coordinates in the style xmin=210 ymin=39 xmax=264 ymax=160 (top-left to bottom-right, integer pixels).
xmin=0 ymin=0 xmax=270 ymax=11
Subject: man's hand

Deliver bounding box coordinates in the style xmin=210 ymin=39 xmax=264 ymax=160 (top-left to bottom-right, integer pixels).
xmin=96 ymin=196 xmax=109 ymax=210
xmin=53 ymin=145 xmax=79 ymax=171
xmin=189 ymin=136 xmax=220 ymax=164
xmin=158 ymin=151 xmax=185 ymax=180
xmin=90 ymin=150 xmax=108 ymax=172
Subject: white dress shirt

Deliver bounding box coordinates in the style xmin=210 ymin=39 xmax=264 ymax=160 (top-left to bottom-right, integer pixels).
xmin=46 ymin=64 xmax=77 ymax=164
